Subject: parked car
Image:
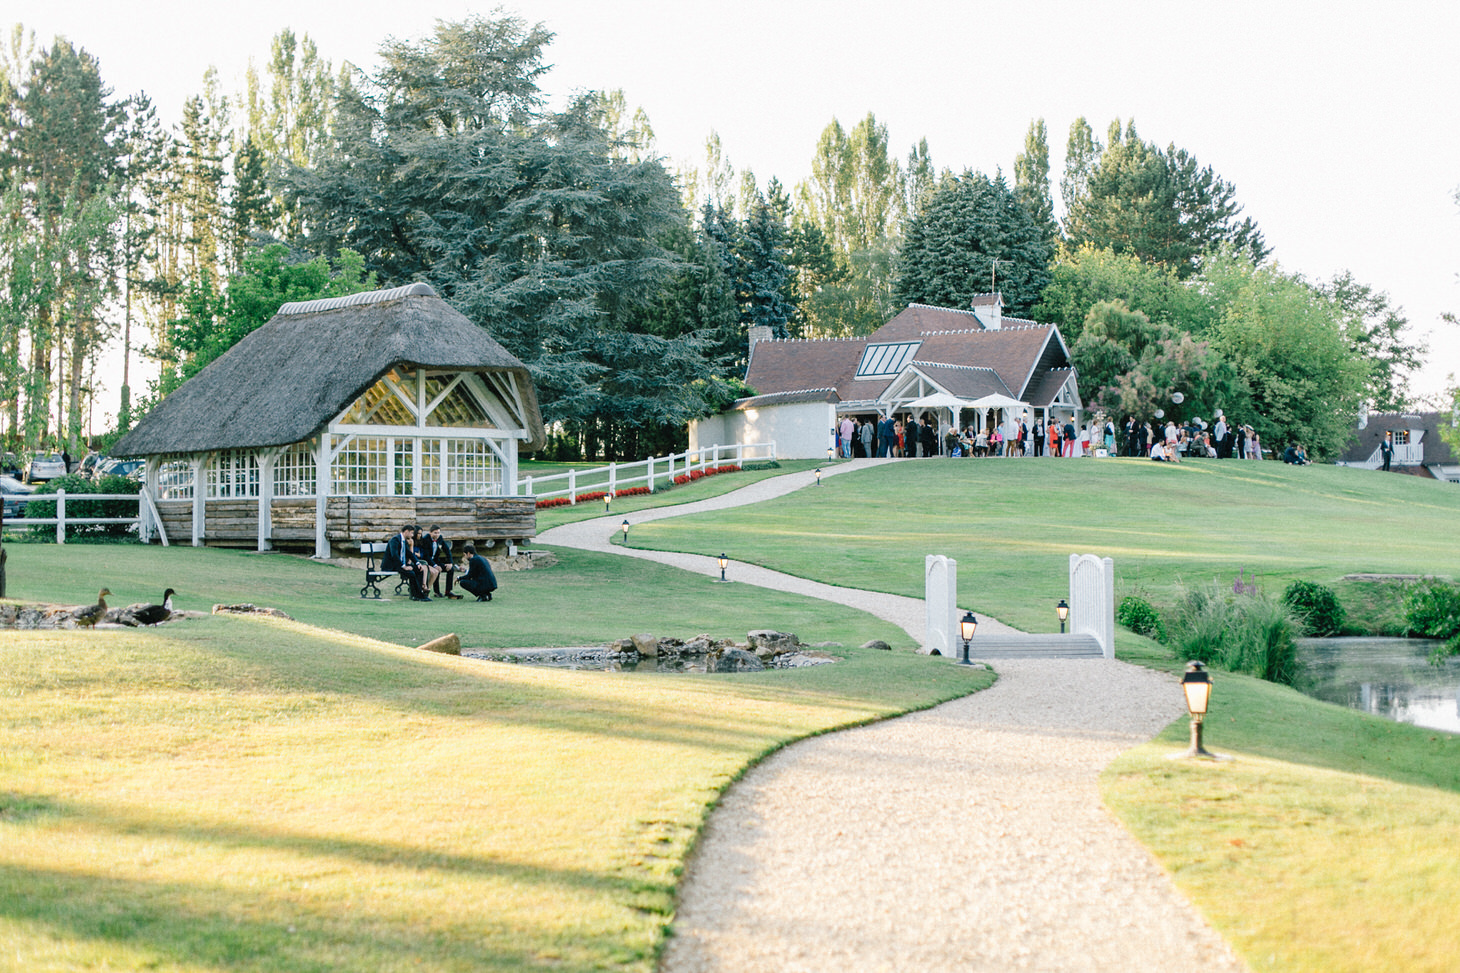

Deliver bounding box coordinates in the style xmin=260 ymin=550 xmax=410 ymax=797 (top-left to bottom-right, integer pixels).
xmin=1 ymin=474 xmax=35 ymax=520
xmin=0 ymin=452 xmax=20 ymax=477
xmin=24 ymin=453 xmax=67 ymax=484
xmin=96 ymin=457 xmax=144 ymax=482
xmin=76 ymin=452 xmax=105 ymax=481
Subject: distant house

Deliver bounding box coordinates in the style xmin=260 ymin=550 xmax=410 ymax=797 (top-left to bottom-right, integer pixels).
xmin=113 ymin=283 xmax=546 ymax=556
xmin=690 ymin=293 xmax=1082 ymax=459
xmin=1334 ymin=411 xmax=1460 ymax=483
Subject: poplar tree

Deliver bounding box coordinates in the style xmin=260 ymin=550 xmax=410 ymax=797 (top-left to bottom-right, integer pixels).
xmin=1013 ymin=118 xmax=1057 ymax=246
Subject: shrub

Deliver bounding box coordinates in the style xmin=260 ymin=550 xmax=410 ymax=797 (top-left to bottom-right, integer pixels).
xmin=1167 ymin=581 xmax=1302 ymax=685
xmin=25 ymin=473 xmax=141 ymax=539
xmin=1403 ymin=579 xmax=1460 ymax=661
xmin=1282 ymin=580 xmax=1347 ymax=637
xmin=1117 ymin=595 xmax=1166 ymax=642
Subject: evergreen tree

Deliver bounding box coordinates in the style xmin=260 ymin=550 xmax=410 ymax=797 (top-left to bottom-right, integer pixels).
xmin=1013 ymin=118 xmax=1057 ymax=246
xmin=893 ymin=170 xmax=1053 ymax=317
xmin=281 ymin=14 xmax=690 ymax=429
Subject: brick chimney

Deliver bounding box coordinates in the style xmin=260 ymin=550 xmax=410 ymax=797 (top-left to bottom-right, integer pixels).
xmin=748 ymin=324 xmax=773 ymax=353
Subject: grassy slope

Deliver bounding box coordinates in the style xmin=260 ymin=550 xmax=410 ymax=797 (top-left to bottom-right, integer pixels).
xmin=627 ymin=458 xmax=1460 ymax=632
xmin=0 ymin=613 xmax=990 ymax=972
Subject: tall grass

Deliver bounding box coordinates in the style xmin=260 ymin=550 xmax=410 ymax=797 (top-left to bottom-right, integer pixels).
xmin=1166 ymin=581 xmax=1301 ymax=684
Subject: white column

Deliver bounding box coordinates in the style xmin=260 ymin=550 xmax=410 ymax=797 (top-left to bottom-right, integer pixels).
xmin=256 ymin=449 xmax=279 ymax=552
xmin=139 ymin=459 xmax=157 ymax=543
xmin=314 ymin=437 xmax=330 ymax=558
xmin=55 ymin=489 xmax=66 ymax=545
xmin=923 ymin=555 xmax=958 ymax=655
xmin=190 ymin=456 xmax=206 ymax=547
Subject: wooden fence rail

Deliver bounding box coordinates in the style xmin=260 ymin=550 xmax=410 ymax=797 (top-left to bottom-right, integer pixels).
xmin=1 ymin=490 xmax=169 ymax=546
xmin=517 ymin=442 xmax=777 ymax=505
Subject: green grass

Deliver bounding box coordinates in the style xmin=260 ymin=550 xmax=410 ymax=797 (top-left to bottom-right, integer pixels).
xmin=626 ymin=459 xmax=1460 ymax=632
xmin=1103 ymin=671 xmax=1460 ymax=973
xmin=0 ymin=576 xmax=990 ymax=971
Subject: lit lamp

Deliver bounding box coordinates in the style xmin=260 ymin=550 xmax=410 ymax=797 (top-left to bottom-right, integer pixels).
xmin=827 ymin=445 xmax=835 ymax=462
xmin=958 ymin=610 xmax=978 ymax=666
xmin=1181 ymin=660 xmax=1215 ymax=758
xmin=1056 ymin=598 xmax=1069 ymax=634
xmin=604 ymin=493 xmax=612 ymax=514
xmin=621 ymin=519 xmax=629 ymax=543
xmin=815 ymin=467 xmax=822 ymax=486
xmin=717 ymin=553 xmax=729 ymax=583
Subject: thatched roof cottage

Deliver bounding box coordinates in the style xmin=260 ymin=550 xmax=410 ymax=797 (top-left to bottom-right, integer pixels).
xmin=113 ymin=283 xmax=546 ymax=556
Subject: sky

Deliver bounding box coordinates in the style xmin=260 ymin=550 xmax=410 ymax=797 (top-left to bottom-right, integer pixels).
xmin=16 ymin=0 xmax=1460 ymax=428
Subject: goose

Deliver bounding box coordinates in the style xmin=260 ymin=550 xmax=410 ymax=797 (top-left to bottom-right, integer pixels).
xmin=131 ymin=588 xmax=176 ymax=626
xmin=71 ymin=588 xmax=112 ymax=629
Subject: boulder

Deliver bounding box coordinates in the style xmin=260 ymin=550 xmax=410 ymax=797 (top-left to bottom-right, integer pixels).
xmin=747 ymin=630 xmax=801 ymax=658
xmin=418 ymin=633 xmax=461 ymax=655
xmin=714 ymin=648 xmax=765 ymax=673
xmin=860 ymin=639 xmax=893 ymax=651
xmin=656 ymin=636 xmax=686 ymax=657
xmin=212 ymin=604 xmax=294 ymax=620
xmin=630 ymin=633 xmax=659 ymax=657
xmin=681 ymin=635 xmax=716 ymax=655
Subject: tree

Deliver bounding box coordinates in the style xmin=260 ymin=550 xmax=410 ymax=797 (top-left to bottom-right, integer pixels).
xmin=1060 ymin=117 xmax=1100 ymax=223
xmin=1013 ymin=118 xmax=1057 ymax=246
xmin=1064 ymin=119 xmax=1266 ymax=278
xmin=1034 ymin=245 xmax=1208 ymax=344
xmin=281 ymin=14 xmax=694 ymax=432
xmin=795 ymin=112 xmax=903 ymax=260
xmin=1323 ymin=271 xmax=1422 ymax=412
xmin=894 ymin=170 xmax=1053 ymax=316
xmin=1104 ymin=331 xmax=1251 ymax=430
xmin=1201 ymin=249 xmax=1371 ymax=458
xmin=1438 ymin=378 xmax=1460 ymax=457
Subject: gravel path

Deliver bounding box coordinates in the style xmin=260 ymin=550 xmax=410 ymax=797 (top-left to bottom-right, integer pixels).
xmin=539 ymin=462 xmax=1248 ymax=971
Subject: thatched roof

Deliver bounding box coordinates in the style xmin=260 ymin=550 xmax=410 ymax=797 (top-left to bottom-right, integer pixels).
xmin=113 ymin=283 xmax=546 ymax=457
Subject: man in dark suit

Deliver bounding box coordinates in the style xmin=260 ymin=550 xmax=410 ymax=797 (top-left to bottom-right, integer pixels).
xmin=422 ymin=525 xmax=462 ymax=599
xmin=383 ymin=524 xmax=430 ymax=601
xmin=459 ymin=544 xmax=498 ymax=602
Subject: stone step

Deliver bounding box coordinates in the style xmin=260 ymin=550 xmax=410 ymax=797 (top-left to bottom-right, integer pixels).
xmin=951 ymin=634 xmax=1105 ymax=659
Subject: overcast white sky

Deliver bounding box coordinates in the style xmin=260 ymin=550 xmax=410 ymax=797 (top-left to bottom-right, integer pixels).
xmin=19 ymin=0 xmax=1460 ymax=424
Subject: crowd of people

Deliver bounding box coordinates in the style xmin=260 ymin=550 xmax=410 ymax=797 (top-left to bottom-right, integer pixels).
xmin=381 ymin=523 xmax=499 ymax=602
xmin=833 ymin=408 xmax=1308 ymax=465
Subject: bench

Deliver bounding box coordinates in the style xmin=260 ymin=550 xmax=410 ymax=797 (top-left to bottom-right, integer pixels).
xmin=360 ymin=541 xmax=409 ymax=599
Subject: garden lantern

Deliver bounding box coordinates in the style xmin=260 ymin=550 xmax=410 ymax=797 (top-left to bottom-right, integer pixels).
xmin=827 ymin=445 xmax=835 ymax=462
xmin=717 ymin=553 xmax=728 ymax=583
xmin=1181 ymin=661 xmax=1215 ymax=757
xmin=1056 ymin=599 xmax=1069 ymax=634
xmin=958 ymin=611 xmax=978 ymax=666
xmin=621 ymin=519 xmax=629 ymax=543
xmin=604 ymin=493 xmax=612 ymax=514
xmin=815 ymin=467 xmax=822 ymax=486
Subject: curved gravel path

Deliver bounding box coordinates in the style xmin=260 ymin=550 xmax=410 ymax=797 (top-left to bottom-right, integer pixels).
xmin=538 ymin=461 xmax=1248 ymax=971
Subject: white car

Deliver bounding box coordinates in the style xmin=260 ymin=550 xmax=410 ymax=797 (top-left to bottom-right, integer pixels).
xmin=24 ymin=453 xmax=67 ymax=484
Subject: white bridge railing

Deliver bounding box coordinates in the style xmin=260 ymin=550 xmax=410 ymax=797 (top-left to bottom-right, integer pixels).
xmin=2 ymin=489 xmax=169 ymax=546
xmin=518 ymin=443 xmax=776 ymax=504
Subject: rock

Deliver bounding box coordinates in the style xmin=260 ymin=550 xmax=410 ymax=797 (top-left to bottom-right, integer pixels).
xmin=656 ymin=636 xmax=686 ymax=657
xmin=714 ymin=648 xmax=765 ymax=673
xmin=212 ymin=604 xmax=294 ymax=620
xmin=777 ymin=652 xmax=836 ymax=667
xmin=608 ymin=638 xmax=636 ymax=653
xmin=630 ymin=633 xmax=659 ymax=657
xmin=860 ymin=639 xmax=892 ymax=651
xmin=747 ymin=630 xmax=801 ymax=658
xmin=418 ymin=633 xmax=461 ymax=655
xmin=809 ymin=641 xmax=843 ymax=648
xmin=681 ymin=635 xmax=716 ymax=655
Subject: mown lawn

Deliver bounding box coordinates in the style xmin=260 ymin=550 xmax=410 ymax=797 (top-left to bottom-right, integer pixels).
xmin=0 ymin=570 xmax=990 ymax=972
xmin=626 ymin=458 xmax=1460 ymax=632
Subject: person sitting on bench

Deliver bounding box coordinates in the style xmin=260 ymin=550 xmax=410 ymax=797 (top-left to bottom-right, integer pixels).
xmin=383 ymin=524 xmax=430 ymax=601
xmin=423 ymin=525 xmax=461 ymax=599
xmin=458 ymin=544 xmax=499 ymax=602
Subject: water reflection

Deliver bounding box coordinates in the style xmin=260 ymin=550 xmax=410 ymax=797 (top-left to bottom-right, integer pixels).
xmin=1296 ymin=637 xmax=1460 ymax=734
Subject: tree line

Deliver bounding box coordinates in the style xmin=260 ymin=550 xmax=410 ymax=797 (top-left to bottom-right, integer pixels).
xmin=0 ymin=14 xmax=1430 ymax=462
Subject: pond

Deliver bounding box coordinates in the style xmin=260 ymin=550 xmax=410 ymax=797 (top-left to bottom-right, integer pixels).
xmin=1296 ymin=637 xmax=1460 ymax=734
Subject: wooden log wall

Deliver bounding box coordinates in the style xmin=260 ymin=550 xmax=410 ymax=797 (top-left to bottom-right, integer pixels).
xmin=150 ymin=495 xmax=536 ymax=555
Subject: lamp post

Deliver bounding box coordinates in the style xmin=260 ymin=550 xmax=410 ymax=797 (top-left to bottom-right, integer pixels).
xmin=621 ymin=519 xmax=629 ymax=543
xmin=604 ymin=493 xmax=612 ymax=515
xmin=815 ymin=467 xmax=822 ymax=486
xmin=827 ymin=445 xmax=835 ymax=463
xmin=1181 ymin=660 xmax=1215 ymax=758
xmin=1056 ymin=598 xmax=1069 ymax=634
xmin=958 ymin=611 xmax=978 ymax=666
xmin=717 ymin=553 xmax=728 ymax=583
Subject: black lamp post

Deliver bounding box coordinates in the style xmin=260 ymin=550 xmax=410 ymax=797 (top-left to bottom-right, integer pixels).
xmin=815 ymin=467 xmax=822 ymax=486
xmin=604 ymin=493 xmax=612 ymax=514
xmin=717 ymin=553 xmax=728 ymax=583
xmin=1056 ymin=598 xmax=1069 ymax=634
xmin=958 ymin=611 xmax=978 ymax=665
xmin=1181 ymin=660 xmax=1214 ymax=757
xmin=621 ymin=519 xmax=629 ymax=543
xmin=827 ymin=445 xmax=835 ymax=462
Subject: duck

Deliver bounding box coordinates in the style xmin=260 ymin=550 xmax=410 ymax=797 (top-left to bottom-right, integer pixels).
xmin=71 ymin=588 xmax=112 ymax=629
xmin=130 ymin=588 xmax=176 ymax=626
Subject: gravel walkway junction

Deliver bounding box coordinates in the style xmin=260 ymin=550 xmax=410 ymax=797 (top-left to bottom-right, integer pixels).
xmin=538 ymin=461 xmax=1249 ymax=972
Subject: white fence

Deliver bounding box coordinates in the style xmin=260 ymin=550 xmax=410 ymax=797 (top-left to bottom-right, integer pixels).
xmin=518 ymin=442 xmax=777 ymax=504
xmin=2 ymin=489 xmax=169 ymax=546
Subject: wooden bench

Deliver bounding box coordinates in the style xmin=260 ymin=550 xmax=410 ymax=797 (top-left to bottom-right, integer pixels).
xmin=360 ymin=541 xmax=408 ymax=599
